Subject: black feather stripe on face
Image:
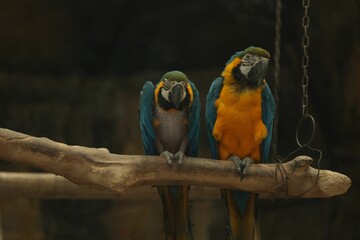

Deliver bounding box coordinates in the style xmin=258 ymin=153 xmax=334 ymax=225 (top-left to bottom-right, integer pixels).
xmin=230 ymin=63 xmax=254 ymax=91
xmin=231 ymin=62 xmax=263 ymax=91
xmin=232 ymin=64 xmax=247 ymax=82
xmin=157 ymin=87 xmax=191 ymax=111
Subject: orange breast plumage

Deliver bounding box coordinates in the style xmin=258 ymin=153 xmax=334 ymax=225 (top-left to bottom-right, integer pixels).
xmin=212 ymin=85 xmax=267 ymax=162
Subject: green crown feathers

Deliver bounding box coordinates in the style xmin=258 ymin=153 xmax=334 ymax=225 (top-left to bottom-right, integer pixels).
xmin=161 ymin=70 xmax=188 ymax=82
xmin=226 ymin=46 xmax=270 ymax=66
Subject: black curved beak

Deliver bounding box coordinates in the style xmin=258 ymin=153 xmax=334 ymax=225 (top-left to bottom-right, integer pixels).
xmin=169 ymin=84 xmax=184 ymax=109
xmin=248 ymin=58 xmax=269 ymax=86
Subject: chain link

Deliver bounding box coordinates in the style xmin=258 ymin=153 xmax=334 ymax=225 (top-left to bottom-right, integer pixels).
xmin=301 ymin=0 xmax=310 ymax=116
xmin=274 ymin=0 xmax=322 ymax=198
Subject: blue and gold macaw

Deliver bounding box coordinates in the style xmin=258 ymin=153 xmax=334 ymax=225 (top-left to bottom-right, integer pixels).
xmin=139 ymin=70 xmax=200 ymax=240
xmin=206 ymin=47 xmax=275 ymax=240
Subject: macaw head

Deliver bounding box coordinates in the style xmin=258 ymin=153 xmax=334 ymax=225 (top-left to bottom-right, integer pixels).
xmin=222 ymin=46 xmax=270 ymax=88
xmin=155 ymin=70 xmax=193 ymax=111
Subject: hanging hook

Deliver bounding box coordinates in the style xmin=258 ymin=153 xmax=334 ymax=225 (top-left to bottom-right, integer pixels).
xmin=295 ymin=114 xmax=315 ymax=147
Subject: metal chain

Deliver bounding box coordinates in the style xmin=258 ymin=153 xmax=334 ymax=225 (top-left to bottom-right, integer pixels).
xmin=273 ymin=0 xmax=322 ymax=199
xmin=301 ymin=0 xmax=310 ymax=116
xmin=296 ymin=0 xmax=313 ymax=146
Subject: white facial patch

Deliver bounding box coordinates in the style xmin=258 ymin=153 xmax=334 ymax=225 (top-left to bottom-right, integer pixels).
xmin=161 ymin=88 xmax=171 ymax=102
xmin=239 ymin=64 xmax=252 ymax=78
xmin=239 ymin=53 xmax=265 ymax=78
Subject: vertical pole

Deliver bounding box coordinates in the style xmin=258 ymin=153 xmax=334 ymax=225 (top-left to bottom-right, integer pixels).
xmin=0 ymin=212 xmax=3 ymax=240
xmin=272 ymin=0 xmax=282 ymax=161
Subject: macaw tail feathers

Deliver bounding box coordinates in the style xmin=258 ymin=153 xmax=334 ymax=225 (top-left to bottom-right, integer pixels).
xmin=222 ymin=190 xmax=260 ymax=240
xmin=157 ymin=186 xmax=193 ymax=240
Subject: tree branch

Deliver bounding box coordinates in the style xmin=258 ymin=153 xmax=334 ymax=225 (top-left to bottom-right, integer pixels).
xmin=0 ymin=128 xmax=351 ymax=198
xmin=0 ymin=172 xmax=220 ymax=200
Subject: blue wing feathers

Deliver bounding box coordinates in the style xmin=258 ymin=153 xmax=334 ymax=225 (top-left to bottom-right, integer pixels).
xmin=139 ymin=81 xmax=157 ymax=155
xmin=261 ymin=83 xmax=275 ymax=163
xmin=187 ymin=80 xmax=201 ymax=157
xmin=205 ymin=77 xmax=223 ymax=159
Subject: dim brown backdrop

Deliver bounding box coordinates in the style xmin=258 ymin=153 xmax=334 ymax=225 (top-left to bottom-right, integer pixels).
xmin=0 ymin=0 xmax=359 ymax=239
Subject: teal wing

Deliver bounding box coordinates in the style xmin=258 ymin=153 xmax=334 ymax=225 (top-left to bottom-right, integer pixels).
xmin=186 ymin=80 xmax=201 ymax=157
xmin=139 ymin=81 xmax=157 ymax=155
xmin=205 ymin=77 xmax=223 ymax=159
xmin=261 ymin=83 xmax=275 ymax=163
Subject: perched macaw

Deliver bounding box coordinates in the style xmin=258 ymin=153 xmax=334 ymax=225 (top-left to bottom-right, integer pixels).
xmin=139 ymin=70 xmax=201 ymax=240
xmin=206 ymin=47 xmax=275 ymax=240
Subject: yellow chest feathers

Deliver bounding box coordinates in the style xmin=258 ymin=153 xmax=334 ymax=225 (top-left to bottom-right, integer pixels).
xmin=213 ymin=85 xmax=268 ymax=161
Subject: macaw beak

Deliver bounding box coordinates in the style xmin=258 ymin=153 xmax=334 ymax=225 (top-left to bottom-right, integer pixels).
xmin=248 ymin=58 xmax=269 ymax=86
xmin=169 ymin=83 xmax=184 ymax=109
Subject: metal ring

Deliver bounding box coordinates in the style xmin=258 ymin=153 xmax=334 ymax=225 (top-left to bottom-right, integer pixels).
xmin=296 ymin=114 xmax=315 ymax=147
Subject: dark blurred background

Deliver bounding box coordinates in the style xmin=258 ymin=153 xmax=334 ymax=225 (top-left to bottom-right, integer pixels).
xmin=0 ymin=0 xmax=359 ymax=239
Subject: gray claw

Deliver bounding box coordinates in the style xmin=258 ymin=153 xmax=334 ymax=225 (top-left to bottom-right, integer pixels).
xmin=161 ymin=151 xmax=175 ymax=165
xmin=240 ymin=157 xmax=254 ymax=178
xmin=229 ymin=155 xmax=242 ymax=172
xmin=174 ymin=151 xmax=185 ymax=166
xmin=228 ymin=156 xmax=254 ymax=180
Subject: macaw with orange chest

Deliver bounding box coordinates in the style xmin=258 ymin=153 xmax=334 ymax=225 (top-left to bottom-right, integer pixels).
xmin=206 ymin=47 xmax=275 ymax=240
xmin=139 ymin=71 xmax=200 ymax=240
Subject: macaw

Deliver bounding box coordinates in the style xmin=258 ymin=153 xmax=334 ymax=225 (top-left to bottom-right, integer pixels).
xmin=206 ymin=47 xmax=275 ymax=240
xmin=139 ymin=70 xmax=201 ymax=240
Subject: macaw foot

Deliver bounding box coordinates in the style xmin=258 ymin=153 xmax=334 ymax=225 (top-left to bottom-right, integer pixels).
xmin=161 ymin=151 xmax=175 ymax=166
xmin=228 ymin=156 xmax=254 ymax=180
xmin=174 ymin=151 xmax=185 ymax=167
xmin=161 ymin=151 xmax=186 ymax=167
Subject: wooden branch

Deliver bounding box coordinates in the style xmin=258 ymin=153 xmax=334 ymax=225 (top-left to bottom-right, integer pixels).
xmin=0 ymin=128 xmax=351 ymax=198
xmin=0 ymin=172 xmax=219 ymax=200
xmin=0 ymin=172 xmax=119 ymax=199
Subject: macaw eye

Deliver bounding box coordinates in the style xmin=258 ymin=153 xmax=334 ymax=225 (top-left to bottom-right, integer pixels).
xmin=241 ymin=55 xmax=250 ymax=64
xmin=241 ymin=54 xmax=256 ymax=67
